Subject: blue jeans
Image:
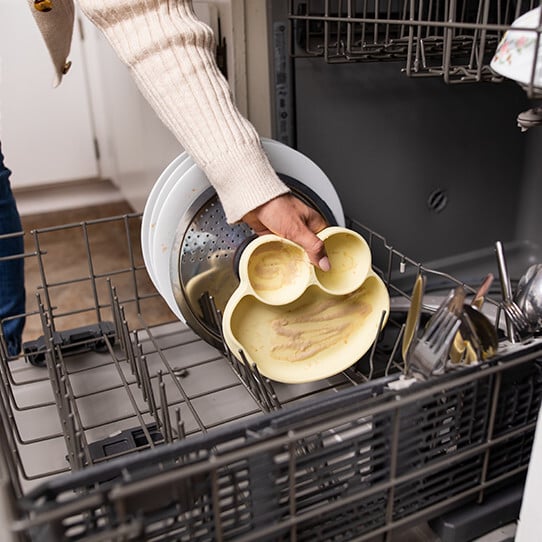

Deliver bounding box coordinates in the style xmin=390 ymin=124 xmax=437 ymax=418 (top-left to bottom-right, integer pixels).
xmin=0 ymin=143 xmax=25 ymax=357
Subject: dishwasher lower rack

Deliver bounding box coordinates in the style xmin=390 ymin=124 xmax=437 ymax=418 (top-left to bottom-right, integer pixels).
xmin=0 ymin=213 xmax=541 ymax=541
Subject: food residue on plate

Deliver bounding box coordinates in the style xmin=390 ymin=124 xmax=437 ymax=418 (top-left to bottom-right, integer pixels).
xmin=270 ymin=288 xmax=373 ymax=362
xmin=248 ymin=242 xmax=307 ymax=294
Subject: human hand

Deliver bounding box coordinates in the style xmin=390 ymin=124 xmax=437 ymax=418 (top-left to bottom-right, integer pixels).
xmin=242 ymin=194 xmax=331 ymax=271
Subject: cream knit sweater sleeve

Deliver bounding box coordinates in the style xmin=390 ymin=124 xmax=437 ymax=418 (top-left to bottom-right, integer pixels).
xmin=77 ymin=0 xmax=289 ymax=223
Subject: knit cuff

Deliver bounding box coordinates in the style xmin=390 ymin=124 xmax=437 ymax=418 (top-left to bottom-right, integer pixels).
xmin=203 ymin=142 xmax=290 ymax=223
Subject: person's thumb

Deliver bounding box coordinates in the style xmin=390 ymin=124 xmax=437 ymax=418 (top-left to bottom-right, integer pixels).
xmin=295 ymin=228 xmax=330 ymax=271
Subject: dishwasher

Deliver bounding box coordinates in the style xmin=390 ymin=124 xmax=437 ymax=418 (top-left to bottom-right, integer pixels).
xmin=1 ymin=1 xmax=542 ymax=542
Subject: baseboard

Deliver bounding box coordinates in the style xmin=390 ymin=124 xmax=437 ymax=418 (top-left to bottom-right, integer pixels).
xmin=14 ymin=178 xmax=124 ymax=217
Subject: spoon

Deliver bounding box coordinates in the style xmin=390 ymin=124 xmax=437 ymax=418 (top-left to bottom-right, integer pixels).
xmin=514 ymin=263 xmax=542 ymax=333
xmin=450 ymin=274 xmax=494 ymax=365
xmin=463 ymin=304 xmax=499 ymax=361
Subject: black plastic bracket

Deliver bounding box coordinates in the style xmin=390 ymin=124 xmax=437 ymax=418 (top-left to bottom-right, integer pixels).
xmin=22 ymin=321 xmax=116 ymax=367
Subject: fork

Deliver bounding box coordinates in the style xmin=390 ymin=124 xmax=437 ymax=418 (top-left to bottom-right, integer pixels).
xmin=408 ymin=287 xmax=465 ymax=379
xmin=501 ymin=299 xmax=529 ymax=335
xmin=495 ymin=241 xmax=528 ymax=341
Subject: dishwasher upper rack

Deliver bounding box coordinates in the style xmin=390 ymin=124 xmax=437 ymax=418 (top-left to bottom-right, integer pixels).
xmin=289 ymin=0 xmax=542 ymax=95
xmin=0 ymin=212 xmax=541 ymax=541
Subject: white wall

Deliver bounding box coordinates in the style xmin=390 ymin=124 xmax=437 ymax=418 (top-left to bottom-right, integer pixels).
xmin=80 ymin=14 xmax=182 ymax=213
xmin=0 ymin=0 xmax=99 ymax=187
xmin=81 ymin=1 xmax=229 ymax=212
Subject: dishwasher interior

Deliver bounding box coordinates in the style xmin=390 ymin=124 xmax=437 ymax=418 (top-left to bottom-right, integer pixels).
xmin=270 ymin=0 xmax=542 ymax=265
xmin=1 ymin=210 xmax=542 ymax=542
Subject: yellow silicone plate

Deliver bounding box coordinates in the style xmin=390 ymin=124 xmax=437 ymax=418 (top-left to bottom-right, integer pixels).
xmin=222 ymin=228 xmax=390 ymax=384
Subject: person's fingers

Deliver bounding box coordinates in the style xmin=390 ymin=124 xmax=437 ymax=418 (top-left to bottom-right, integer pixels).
xmin=292 ymin=226 xmax=330 ymax=270
xmin=242 ymin=194 xmax=331 ymax=271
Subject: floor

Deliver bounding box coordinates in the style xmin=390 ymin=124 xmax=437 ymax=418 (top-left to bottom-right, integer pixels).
xmin=20 ymin=201 xmax=173 ymax=344
xmin=0 ymin=204 xmax=518 ymax=541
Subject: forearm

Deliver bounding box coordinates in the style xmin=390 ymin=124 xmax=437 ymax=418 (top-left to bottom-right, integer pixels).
xmin=77 ymin=0 xmax=289 ymax=222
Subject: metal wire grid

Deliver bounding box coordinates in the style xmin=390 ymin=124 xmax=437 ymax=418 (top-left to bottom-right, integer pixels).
xmin=0 ymin=213 xmax=523 ymax=476
xmin=6 ymin=346 xmax=542 ymax=541
xmin=289 ymin=0 xmax=542 ymax=94
xmin=0 ymin=215 xmax=369 ymax=489
xmin=0 ymin=213 xmax=541 ymax=540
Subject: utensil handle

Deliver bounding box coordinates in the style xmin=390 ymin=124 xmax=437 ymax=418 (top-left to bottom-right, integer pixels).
xmin=495 ymin=241 xmax=516 ymax=342
xmin=472 ymin=273 xmax=494 ymax=309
